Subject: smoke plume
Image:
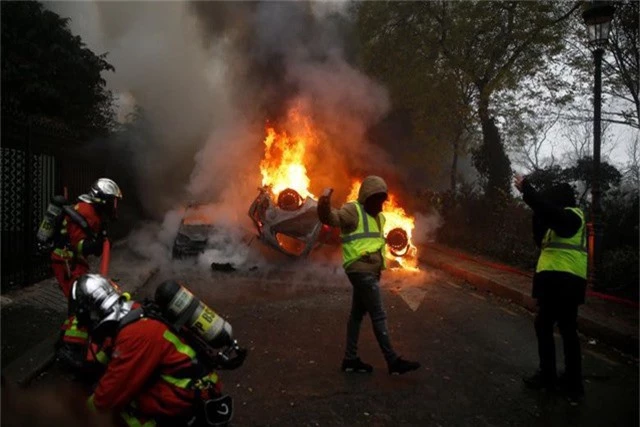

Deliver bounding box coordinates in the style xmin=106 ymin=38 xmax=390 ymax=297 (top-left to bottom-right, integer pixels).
xmin=47 ymin=1 xmax=434 ymax=268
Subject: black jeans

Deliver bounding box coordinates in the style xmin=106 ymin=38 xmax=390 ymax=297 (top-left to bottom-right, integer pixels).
xmin=345 ymin=272 xmax=398 ymax=364
xmin=535 ymin=298 xmax=582 ymax=385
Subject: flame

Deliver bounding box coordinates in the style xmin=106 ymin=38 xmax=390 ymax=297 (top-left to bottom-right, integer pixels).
xmin=347 ymin=180 xmax=419 ymax=270
xmin=256 ymin=106 xmax=418 ymax=270
xmin=259 ymin=108 xmax=317 ymax=199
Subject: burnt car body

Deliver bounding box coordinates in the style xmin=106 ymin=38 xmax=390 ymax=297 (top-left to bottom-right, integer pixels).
xmin=172 ymin=204 xmax=218 ymax=259
xmin=248 ymin=187 xmax=339 ymax=257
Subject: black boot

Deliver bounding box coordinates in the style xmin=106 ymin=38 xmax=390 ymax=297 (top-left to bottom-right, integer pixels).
xmin=341 ymin=357 xmax=373 ymax=373
xmin=388 ymin=357 xmax=420 ymax=375
xmin=523 ymin=370 xmax=557 ymax=391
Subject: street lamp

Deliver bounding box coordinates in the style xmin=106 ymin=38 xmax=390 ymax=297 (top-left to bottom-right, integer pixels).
xmin=582 ymin=1 xmax=615 ymax=289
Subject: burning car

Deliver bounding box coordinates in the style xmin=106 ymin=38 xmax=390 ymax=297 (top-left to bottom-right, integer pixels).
xmin=247 ymin=108 xmax=419 ymax=268
xmin=173 ymin=105 xmax=419 ymax=270
xmin=247 ymin=184 xmax=417 ymax=267
xmin=248 ymin=186 xmax=339 ymax=257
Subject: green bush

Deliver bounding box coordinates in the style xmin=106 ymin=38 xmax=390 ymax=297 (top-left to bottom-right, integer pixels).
xmin=600 ymin=247 xmax=639 ymax=300
xmin=429 ymin=188 xmax=538 ymax=270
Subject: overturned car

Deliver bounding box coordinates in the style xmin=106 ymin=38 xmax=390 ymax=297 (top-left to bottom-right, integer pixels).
xmin=172 ymin=188 xmax=414 ymax=267
xmin=248 ymin=187 xmax=339 ymax=257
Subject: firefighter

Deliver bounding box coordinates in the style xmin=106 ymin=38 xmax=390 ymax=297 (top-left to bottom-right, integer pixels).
xmin=71 ymin=274 xmax=235 ymax=427
xmin=318 ymin=175 xmax=420 ymax=375
xmin=51 ymin=178 xmax=123 ymax=298
xmin=515 ymin=174 xmax=586 ymax=402
xmin=52 ymin=178 xmax=122 ymax=375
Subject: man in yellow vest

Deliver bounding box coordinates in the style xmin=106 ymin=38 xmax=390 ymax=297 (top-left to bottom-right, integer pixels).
xmin=515 ymin=174 xmax=587 ymax=402
xmin=318 ymin=176 xmax=420 ymax=375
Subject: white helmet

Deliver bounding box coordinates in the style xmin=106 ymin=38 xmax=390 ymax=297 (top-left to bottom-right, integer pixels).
xmin=71 ymin=274 xmax=131 ymax=331
xmin=80 ymin=178 xmax=123 ymax=204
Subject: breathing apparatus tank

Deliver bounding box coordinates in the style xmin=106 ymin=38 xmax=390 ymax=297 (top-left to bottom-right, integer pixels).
xmin=36 ymin=195 xmax=68 ymax=246
xmin=155 ymin=280 xmax=233 ymax=349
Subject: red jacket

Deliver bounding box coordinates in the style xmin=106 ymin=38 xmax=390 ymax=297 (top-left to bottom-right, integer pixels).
xmin=91 ymin=317 xmax=219 ymax=418
xmin=51 ymin=201 xmax=103 ymax=298
xmin=51 ymin=201 xmax=102 ymax=264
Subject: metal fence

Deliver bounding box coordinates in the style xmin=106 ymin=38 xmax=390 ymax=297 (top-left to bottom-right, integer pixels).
xmin=1 ymin=114 xmax=106 ymax=291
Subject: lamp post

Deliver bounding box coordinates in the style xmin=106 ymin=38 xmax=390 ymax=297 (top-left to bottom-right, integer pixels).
xmin=582 ymin=1 xmax=615 ymax=289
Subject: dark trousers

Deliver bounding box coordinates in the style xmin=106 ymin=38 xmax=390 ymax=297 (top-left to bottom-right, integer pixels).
xmin=535 ymin=298 xmax=582 ymax=385
xmin=345 ymin=272 xmax=398 ymax=364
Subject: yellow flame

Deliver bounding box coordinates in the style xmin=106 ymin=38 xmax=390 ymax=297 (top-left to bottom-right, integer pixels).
xmin=347 ymin=180 xmax=419 ymax=270
xmin=259 ymin=109 xmax=316 ymax=199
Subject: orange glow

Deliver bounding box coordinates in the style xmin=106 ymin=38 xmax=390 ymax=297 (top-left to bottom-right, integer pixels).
xmin=347 ymin=180 xmax=419 ymax=270
xmin=259 ymin=108 xmax=317 ymax=200
xmin=256 ymin=106 xmax=418 ymax=270
xmin=182 ymin=205 xmax=215 ymax=225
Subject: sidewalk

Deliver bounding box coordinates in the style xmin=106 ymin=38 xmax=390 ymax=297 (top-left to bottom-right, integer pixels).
xmin=420 ymin=243 xmax=639 ymax=357
xmin=0 ymin=241 xmax=158 ymax=385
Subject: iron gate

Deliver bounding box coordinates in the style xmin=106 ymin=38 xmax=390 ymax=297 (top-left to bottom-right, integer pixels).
xmin=1 ymin=115 xmax=106 ymax=291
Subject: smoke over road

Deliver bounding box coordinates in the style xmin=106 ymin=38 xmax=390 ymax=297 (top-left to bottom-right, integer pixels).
xmin=46 ymin=1 xmax=441 ymax=269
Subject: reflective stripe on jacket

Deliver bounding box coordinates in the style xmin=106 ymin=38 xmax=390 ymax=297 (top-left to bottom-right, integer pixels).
xmin=340 ymin=202 xmax=386 ymax=270
xmin=61 ymin=315 xmax=89 ymax=344
xmin=536 ymin=207 xmax=587 ymax=279
xmin=90 ymin=317 xmax=220 ymax=420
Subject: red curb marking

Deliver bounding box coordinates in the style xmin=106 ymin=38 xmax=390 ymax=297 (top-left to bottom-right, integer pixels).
xmin=430 ymin=245 xmax=639 ymax=309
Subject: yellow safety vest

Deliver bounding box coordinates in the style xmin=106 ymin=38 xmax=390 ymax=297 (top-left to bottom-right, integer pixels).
xmin=536 ymin=207 xmax=587 ymax=279
xmin=340 ymin=202 xmax=386 ymax=269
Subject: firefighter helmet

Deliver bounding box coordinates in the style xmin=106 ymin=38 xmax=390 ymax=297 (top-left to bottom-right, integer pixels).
xmin=71 ymin=274 xmax=130 ymax=330
xmin=80 ymin=178 xmax=123 ymax=204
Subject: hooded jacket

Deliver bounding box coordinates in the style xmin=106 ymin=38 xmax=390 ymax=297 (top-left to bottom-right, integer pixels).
xmin=318 ymin=176 xmax=388 ymax=274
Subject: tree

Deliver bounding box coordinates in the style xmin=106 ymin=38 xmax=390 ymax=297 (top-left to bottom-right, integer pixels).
xmin=356 ymin=1 xmax=580 ymax=198
xmin=508 ymin=108 xmax=560 ymax=172
xmin=525 ymin=164 xmax=569 ymax=195
xmin=525 ymin=157 xmax=622 ymax=207
xmin=560 ymin=117 xmax=617 ymax=164
xmin=555 ymin=0 xmax=638 ymax=130
xmin=622 ymin=132 xmax=640 ymax=188
xmin=1 ymin=1 xmax=115 ymax=134
xmin=435 ymin=1 xmax=581 ymax=199
xmin=606 ymin=0 xmax=639 ymax=129
xmin=356 ymin=2 xmax=478 ymax=193
xmin=564 ymin=156 xmax=622 ymax=204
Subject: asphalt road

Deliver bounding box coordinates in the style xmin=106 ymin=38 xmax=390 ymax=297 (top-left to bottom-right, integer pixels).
xmin=35 ymin=262 xmax=638 ymax=427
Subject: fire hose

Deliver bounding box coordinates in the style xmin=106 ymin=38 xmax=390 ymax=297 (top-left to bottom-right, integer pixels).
xmin=100 ymin=237 xmax=111 ymax=276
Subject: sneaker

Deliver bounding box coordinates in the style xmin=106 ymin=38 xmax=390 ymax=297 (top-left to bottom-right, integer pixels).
xmin=341 ymin=357 xmax=373 ymax=374
xmin=522 ymin=370 xmax=557 ymax=391
xmin=558 ymin=374 xmax=584 ymax=404
xmin=388 ymin=357 xmax=420 ymax=375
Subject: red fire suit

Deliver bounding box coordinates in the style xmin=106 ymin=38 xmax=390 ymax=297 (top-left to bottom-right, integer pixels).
xmin=51 ymin=201 xmax=103 ymax=298
xmin=88 ymin=316 xmax=221 ymax=425
xmin=52 ymin=201 xmax=104 ymax=371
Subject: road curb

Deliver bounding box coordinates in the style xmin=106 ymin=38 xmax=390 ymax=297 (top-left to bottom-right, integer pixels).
xmin=3 ymin=264 xmax=159 ymax=386
xmin=577 ymin=315 xmax=638 ymax=357
xmin=422 ymin=252 xmax=639 ymax=357
xmin=428 ymin=258 xmax=537 ymax=311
